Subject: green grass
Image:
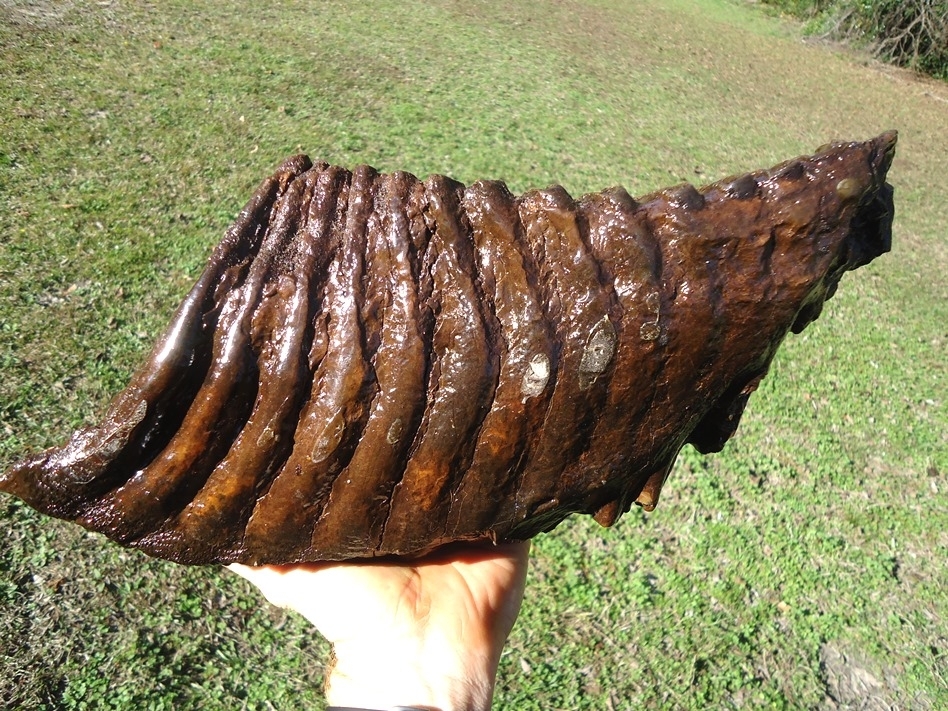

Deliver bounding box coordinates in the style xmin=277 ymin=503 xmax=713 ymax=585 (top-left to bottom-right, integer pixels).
xmin=1 ymin=0 xmax=946 ymax=708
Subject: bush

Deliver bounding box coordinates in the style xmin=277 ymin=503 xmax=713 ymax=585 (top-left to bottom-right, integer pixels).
xmin=758 ymin=0 xmax=948 ymax=79
xmin=845 ymin=0 xmax=948 ymax=78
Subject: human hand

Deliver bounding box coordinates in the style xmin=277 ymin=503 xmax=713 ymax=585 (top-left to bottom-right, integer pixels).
xmin=229 ymin=540 xmax=530 ymax=711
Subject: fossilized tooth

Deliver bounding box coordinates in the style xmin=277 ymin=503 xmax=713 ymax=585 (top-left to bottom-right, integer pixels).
xmin=0 ymin=132 xmax=897 ymax=565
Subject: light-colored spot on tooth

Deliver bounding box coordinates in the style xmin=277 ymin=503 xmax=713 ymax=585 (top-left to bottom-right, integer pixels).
xmin=645 ymin=291 xmax=660 ymax=314
xmin=312 ymin=411 xmax=344 ymax=463
xmin=579 ymin=317 xmax=617 ymax=389
xmin=386 ymin=418 xmax=404 ymax=445
xmin=836 ymin=178 xmax=862 ymax=201
xmin=641 ymin=292 xmax=661 ymax=341
xmin=256 ymin=425 xmax=278 ymax=448
xmin=521 ymin=353 xmax=550 ymax=398
xmin=98 ymin=399 xmax=149 ymax=459
xmin=640 ymin=322 xmax=660 ymax=341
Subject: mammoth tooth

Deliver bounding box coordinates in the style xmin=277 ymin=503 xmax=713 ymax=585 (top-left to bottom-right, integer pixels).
xmin=0 ymin=132 xmax=897 ymax=564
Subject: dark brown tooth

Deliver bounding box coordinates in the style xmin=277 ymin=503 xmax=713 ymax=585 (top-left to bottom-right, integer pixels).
xmin=1 ymin=133 xmax=897 ymax=564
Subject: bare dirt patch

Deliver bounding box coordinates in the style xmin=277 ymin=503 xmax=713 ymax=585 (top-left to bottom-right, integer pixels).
xmin=0 ymin=0 xmax=76 ymax=28
xmin=820 ymin=641 xmax=932 ymax=711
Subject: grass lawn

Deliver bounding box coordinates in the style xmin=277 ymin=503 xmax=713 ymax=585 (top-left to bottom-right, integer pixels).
xmin=1 ymin=0 xmax=945 ymax=708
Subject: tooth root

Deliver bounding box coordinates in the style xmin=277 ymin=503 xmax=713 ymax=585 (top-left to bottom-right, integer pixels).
xmin=635 ymin=463 xmax=673 ymax=512
xmin=593 ymin=498 xmax=622 ymax=527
